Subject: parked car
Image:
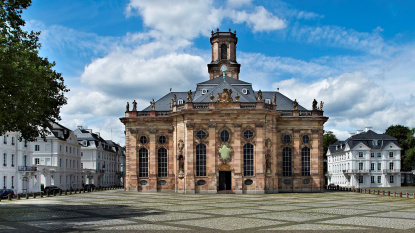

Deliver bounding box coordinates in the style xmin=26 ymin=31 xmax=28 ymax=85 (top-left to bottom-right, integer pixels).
xmin=43 ymin=185 xmax=62 ymax=194
xmin=0 ymin=189 xmax=15 ymax=198
xmin=83 ymin=184 xmax=95 ymax=190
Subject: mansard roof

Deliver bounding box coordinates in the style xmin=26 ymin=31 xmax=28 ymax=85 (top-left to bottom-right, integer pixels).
xmin=142 ymin=76 xmax=307 ymax=111
xmin=328 ymin=130 xmax=401 ymax=154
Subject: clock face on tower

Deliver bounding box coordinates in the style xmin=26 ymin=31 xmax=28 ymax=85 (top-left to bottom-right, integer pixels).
xmin=220 ymin=64 xmax=227 ymax=72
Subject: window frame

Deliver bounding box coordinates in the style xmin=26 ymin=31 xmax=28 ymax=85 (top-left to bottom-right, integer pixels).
xmin=138 ymin=148 xmax=149 ymax=178
xmin=301 ymin=147 xmax=310 ymax=176
xmin=282 ymin=147 xmax=292 ymax=176
xmin=243 ymin=143 xmax=254 ymax=177
xmin=157 ymin=148 xmax=168 ymax=177
xmin=195 ymin=144 xmax=206 ymax=177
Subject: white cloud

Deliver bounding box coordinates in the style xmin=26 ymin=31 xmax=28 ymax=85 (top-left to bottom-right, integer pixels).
xmin=230 ymin=6 xmax=287 ymax=32
xmin=227 ymin=0 xmax=253 ymax=8
xmin=296 ymin=11 xmax=323 ymax=20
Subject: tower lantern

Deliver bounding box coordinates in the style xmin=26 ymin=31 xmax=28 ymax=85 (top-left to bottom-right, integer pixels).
xmin=208 ymin=28 xmax=241 ymax=80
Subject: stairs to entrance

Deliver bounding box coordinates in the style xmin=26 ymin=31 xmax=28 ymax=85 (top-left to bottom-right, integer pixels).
xmin=217 ymin=190 xmax=234 ymax=194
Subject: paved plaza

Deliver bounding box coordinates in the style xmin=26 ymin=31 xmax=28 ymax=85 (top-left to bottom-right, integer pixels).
xmin=1 ymin=190 xmax=415 ymax=232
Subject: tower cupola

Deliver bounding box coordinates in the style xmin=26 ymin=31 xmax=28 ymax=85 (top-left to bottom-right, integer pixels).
xmin=207 ymin=28 xmax=241 ymax=80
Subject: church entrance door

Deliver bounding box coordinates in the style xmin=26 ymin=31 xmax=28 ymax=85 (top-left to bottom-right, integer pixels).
xmin=218 ymin=171 xmax=231 ymax=191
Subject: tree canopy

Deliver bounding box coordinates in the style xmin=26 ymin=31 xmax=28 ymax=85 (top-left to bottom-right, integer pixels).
xmin=0 ymin=0 xmax=69 ymax=140
xmin=323 ymin=131 xmax=338 ymax=156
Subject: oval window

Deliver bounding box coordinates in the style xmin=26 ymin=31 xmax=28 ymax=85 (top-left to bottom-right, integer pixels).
xmin=302 ymin=179 xmax=310 ymax=184
xmin=158 ymin=136 xmax=167 ymax=144
xmin=283 ymin=135 xmax=291 ymax=144
xmin=243 ymin=130 xmax=254 ymax=139
xmin=197 ymin=180 xmax=206 ymax=186
xmin=140 ymin=180 xmax=148 ymax=185
xmin=221 ymin=130 xmax=230 ymax=142
xmin=159 ymin=180 xmax=167 ymax=185
xmin=303 ymin=135 xmax=309 ymax=144
xmin=140 ymin=136 xmax=148 ymax=144
xmin=283 ymin=179 xmax=291 ymax=184
xmin=244 ymin=179 xmax=253 ymax=185
xmin=196 ymin=131 xmax=207 ymax=140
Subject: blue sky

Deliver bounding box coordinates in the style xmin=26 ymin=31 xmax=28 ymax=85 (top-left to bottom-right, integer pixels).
xmin=22 ymin=0 xmax=415 ymax=145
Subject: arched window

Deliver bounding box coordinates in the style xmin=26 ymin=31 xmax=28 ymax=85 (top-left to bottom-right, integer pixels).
xmin=139 ymin=148 xmax=148 ymax=177
xmin=301 ymin=147 xmax=310 ymax=176
xmin=158 ymin=148 xmax=167 ymax=177
xmin=196 ymin=144 xmax=206 ymax=176
xmin=282 ymin=147 xmax=292 ymax=176
xmin=243 ymin=143 xmax=254 ymax=176
xmin=221 ymin=44 xmax=227 ymax=60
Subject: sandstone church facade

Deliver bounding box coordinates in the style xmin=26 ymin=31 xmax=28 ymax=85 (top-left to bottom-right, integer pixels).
xmin=120 ymin=29 xmax=328 ymax=194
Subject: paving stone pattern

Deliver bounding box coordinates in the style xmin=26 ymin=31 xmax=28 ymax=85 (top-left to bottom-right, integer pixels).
xmin=0 ymin=190 xmax=415 ymax=232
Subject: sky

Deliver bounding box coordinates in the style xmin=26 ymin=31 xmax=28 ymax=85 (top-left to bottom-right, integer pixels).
xmin=22 ymin=0 xmax=415 ymax=145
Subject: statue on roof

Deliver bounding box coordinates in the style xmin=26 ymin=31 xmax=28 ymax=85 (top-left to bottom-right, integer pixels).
xmin=150 ymin=99 xmax=156 ymax=110
xmin=320 ymin=101 xmax=324 ymax=110
xmin=126 ymin=102 xmax=129 ymax=112
xmin=293 ymin=99 xmax=298 ymax=110
xmin=172 ymin=94 xmax=177 ymax=106
xmin=132 ymin=100 xmax=137 ymax=111
xmin=257 ymin=90 xmax=262 ymax=102
xmin=312 ymin=99 xmax=318 ymax=110
xmin=272 ymin=93 xmax=277 ymax=105
xmin=187 ymin=90 xmax=193 ymax=102
xmin=217 ymin=88 xmax=233 ymax=104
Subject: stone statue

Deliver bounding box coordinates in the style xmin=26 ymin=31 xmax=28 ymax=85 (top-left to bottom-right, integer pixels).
xmin=272 ymin=94 xmax=277 ymax=105
xmin=210 ymin=92 xmax=214 ymax=102
xmin=150 ymin=99 xmax=155 ymax=110
xmin=293 ymin=99 xmax=298 ymax=110
xmin=216 ymin=88 xmax=233 ymax=103
xmin=126 ymin=102 xmax=129 ymax=112
xmin=177 ymin=139 xmax=184 ymax=154
xmin=312 ymin=99 xmax=318 ymax=110
xmin=320 ymin=101 xmax=324 ymax=110
xmin=257 ymin=90 xmax=262 ymax=102
xmin=187 ymin=90 xmax=193 ymax=102
xmin=132 ymin=100 xmax=137 ymax=111
xmin=172 ymin=94 xmax=177 ymax=106
xmin=266 ymin=155 xmax=271 ymax=174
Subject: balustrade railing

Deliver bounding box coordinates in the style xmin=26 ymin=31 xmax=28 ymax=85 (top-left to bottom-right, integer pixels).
xmin=18 ymin=166 xmax=37 ymax=171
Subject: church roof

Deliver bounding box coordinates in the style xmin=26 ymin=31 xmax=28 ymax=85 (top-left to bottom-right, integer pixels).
xmin=142 ymin=76 xmax=307 ymax=111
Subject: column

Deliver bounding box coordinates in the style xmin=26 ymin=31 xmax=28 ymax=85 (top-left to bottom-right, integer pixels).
xmin=125 ymin=129 xmax=137 ymax=191
xmin=208 ymin=123 xmax=217 ymax=193
xmin=185 ymin=123 xmax=195 ymax=193
xmin=148 ymin=130 xmax=157 ymax=192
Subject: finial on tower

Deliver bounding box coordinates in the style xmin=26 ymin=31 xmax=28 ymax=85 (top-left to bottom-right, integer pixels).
xmin=220 ymin=64 xmax=227 ymax=79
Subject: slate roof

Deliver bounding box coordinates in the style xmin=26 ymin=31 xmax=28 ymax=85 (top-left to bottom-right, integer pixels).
xmin=142 ymin=76 xmax=307 ymax=111
xmin=328 ymin=130 xmax=401 ymax=154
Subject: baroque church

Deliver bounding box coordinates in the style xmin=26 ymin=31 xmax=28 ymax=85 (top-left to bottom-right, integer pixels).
xmin=120 ymin=29 xmax=328 ymax=194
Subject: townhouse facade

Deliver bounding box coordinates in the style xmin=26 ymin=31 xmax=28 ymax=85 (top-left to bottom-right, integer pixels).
xmin=327 ymin=127 xmax=401 ymax=188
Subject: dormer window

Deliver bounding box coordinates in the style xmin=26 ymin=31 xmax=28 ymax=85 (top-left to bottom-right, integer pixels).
xmin=265 ymin=99 xmax=271 ymax=104
xmin=82 ymin=140 xmax=87 ymax=146
xmin=178 ymin=99 xmax=184 ymax=105
xmin=242 ymin=88 xmax=248 ymax=95
xmin=201 ymin=89 xmax=208 ymax=95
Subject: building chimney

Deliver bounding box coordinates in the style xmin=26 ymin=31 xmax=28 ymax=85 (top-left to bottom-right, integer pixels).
xmin=349 ymin=132 xmax=355 ymax=137
xmin=356 ymin=130 xmax=363 ymax=134
xmin=77 ymin=126 xmax=83 ymax=130
xmin=96 ymin=132 xmax=100 ymax=137
xmin=365 ymin=126 xmax=372 ymax=132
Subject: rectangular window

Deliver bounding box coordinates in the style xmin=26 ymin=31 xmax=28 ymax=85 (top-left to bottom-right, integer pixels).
xmin=358 ymin=162 xmax=363 ymax=170
xmin=3 ymin=135 xmax=6 ymax=144
xmin=389 ymin=162 xmax=394 ymax=170
xmin=34 ymin=145 xmax=40 ymax=151
xmin=3 ymin=153 xmax=6 ymax=166
xmin=158 ymin=148 xmax=168 ymax=177
xmin=81 ymin=163 xmax=83 ymax=169
xmin=138 ymin=148 xmax=148 ymax=177
xmin=11 ymin=154 xmax=14 ymax=167
xmin=389 ymin=152 xmax=393 ymax=157
xmin=377 ymin=163 xmax=381 ymax=171
xmin=371 ymin=163 xmax=375 ymax=171
xmin=81 ymin=152 xmax=83 ymax=157
xmin=3 ymin=176 xmax=6 ymax=188
xmin=377 ymin=152 xmax=381 ymax=157
xmin=282 ymin=147 xmax=292 ymax=176
xmin=66 ymin=159 xmax=68 ymax=168
xmin=371 ymin=152 xmax=374 ymax=158
xmin=390 ymin=175 xmax=394 ymax=183
xmin=371 ymin=176 xmax=375 ymax=183
xmin=377 ymin=176 xmax=381 ymax=183
xmin=359 ymin=152 xmax=364 ymax=157
xmin=60 ymin=145 xmax=62 ymax=151
xmin=69 ymin=147 xmax=71 ymax=153
xmin=34 ymin=158 xmax=40 ymax=165
xmin=359 ymin=176 xmax=363 ymax=183
xmin=11 ymin=137 xmax=14 ymax=145
xmin=301 ymin=147 xmax=311 ymax=176
xmin=59 ymin=159 xmax=62 ymax=167
xmin=66 ymin=146 xmax=68 ymax=152
xmin=11 ymin=176 xmax=14 ymax=188
xmin=243 ymin=144 xmax=254 ymax=176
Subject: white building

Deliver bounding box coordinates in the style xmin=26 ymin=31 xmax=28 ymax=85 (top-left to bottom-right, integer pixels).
xmin=73 ymin=126 xmax=125 ymax=188
xmin=1 ymin=132 xmax=39 ymax=194
xmin=32 ymin=123 xmax=82 ymax=191
xmin=327 ymin=127 xmax=401 ymax=188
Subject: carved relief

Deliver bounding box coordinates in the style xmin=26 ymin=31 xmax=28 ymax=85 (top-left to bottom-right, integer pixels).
xmin=265 ymin=154 xmax=271 ymax=174
xmin=208 ymin=123 xmax=216 ymax=128
xmin=216 ymin=88 xmax=233 ymax=108
xmin=218 ymin=144 xmax=233 ymax=164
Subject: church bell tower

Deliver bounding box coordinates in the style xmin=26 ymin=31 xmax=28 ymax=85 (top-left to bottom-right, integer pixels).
xmin=208 ymin=28 xmax=241 ymax=80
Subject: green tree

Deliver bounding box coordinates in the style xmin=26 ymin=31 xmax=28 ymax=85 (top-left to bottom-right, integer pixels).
xmin=384 ymin=125 xmax=411 ymax=170
xmin=404 ymin=128 xmax=415 ymax=170
xmin=323 ymin=131 xmax=338 ymax=156
xmin=0 ymin=0 xmax=69 ymax=140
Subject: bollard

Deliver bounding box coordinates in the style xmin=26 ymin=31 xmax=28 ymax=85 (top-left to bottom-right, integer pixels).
xmin=40 ymin=192 xmax=43 ymax=198
xmin=413 ymin=193 xmax=415 ymax=199
xmin=388 ymin=191 xmax=390 ymax=196
xmin=47 ymin=190 xmax=50 ymax=197
xmin=17 ymin=194 xmax=20 ymax=200
xmin=377 ymin=190 xmax=379 ymax=195
xmin=65 ymin=190 xmax=67 ymax=195
xmin=393 ymin=192 xmax=396 ymax=197
xmin=406 ymin=193 xmax=409 ymax=198
xmin=399 ymin=192 xmax=402 ymax=198
xmin=59 ymin=190 xmax=62 ymax=196
xmin=26 ymin=193 xmax=29 ymax=199
xmin=70 ymin=190 xmax=72 ymax=195
xmin=33 ymin=193 xmax=36 ymax=199
xmin=74 ymin=190 xmax=77 ymax=194
xmin=8 ymin=194 xmax=12 ymax=200
xmin=53 ymin=190 xmax=56 ymax=196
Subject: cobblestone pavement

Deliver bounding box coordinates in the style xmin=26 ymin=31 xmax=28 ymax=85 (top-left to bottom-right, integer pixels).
xmin=1 ymin=190 xmax=415 ymax=232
